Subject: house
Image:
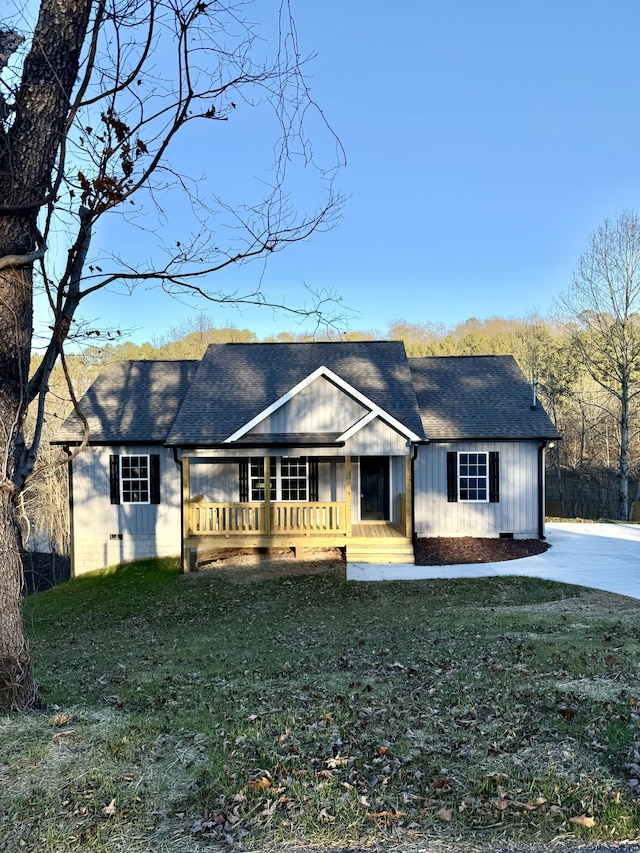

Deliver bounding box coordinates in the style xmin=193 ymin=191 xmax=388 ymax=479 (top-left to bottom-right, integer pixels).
xmin=53 ymin=341 xmax=559 ymax=577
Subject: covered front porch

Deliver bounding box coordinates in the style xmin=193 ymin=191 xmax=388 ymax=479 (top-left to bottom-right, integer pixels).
xmin=180 ymin=454 xmax=415 ymax=570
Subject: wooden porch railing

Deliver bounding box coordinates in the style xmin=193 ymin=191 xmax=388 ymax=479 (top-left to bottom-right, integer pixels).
xmin=188 ymin=501 xmax=347 ymax=537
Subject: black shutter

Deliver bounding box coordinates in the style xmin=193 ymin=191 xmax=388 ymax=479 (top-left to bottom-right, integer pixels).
xmin=489 ymin=451 xmax=500 ymax=503
xmin=270 ymin=456 xmax=277 ymax=501
xmin=309 ymin=458 xmax=318 ymax=501
xmin=110 ymin=455 xmax=120 ymax=504
xmin=239 ymin=460 xmax=249 ymax=502
xmin=150 ymin=454 xmax=160 ymax=504
xmin=446 ymin=452 xmax=458 ymax=502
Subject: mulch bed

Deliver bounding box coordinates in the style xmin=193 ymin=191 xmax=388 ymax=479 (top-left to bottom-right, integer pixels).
xmin=414 ymin=536 xmax=550 ymax=565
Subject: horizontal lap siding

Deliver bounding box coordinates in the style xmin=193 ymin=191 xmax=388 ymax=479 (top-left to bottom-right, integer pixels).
xmin=71 ymin=445 xmax=181 ymax=575
xmin=414 ymin=441 xmax=540 ymax=538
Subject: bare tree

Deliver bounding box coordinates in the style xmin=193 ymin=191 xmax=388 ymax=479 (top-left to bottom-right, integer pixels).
xmin=556 ymin=211 xmax=640 ymax=521
xmin=0 ymin=0 xmax=344 ymax=709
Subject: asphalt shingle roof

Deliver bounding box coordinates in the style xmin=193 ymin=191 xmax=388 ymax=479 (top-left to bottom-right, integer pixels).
xmin=54 ymin=347 xmax=560 ymax=447
xmin=53 ymin=360 xmax=198 ymax=444
xmin=165 ymin=341 xmax=426 ymax=445
xmin=409 ymin=355 xmax=560 ymax=440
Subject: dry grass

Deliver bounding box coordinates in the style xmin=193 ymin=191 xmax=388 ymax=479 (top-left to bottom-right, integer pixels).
xmin=3 ymin=557 xmax=639 ymax=852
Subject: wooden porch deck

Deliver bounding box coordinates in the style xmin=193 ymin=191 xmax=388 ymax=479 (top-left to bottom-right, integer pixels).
xmin=351 ymin=522 xmax=406 ymax=539
xmin=183 ymin=505 xmax=415 ymax=566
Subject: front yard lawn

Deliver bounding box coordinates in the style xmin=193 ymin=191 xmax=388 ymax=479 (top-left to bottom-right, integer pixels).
xmin=2 ymin=558 xmax=639 ymax=851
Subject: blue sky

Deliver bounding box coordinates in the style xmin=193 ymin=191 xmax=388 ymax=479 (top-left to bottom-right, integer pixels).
xmin=64 ymin=0 xmax=640 ymax=342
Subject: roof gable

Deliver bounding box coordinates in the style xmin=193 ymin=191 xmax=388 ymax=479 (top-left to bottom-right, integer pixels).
xmin=409 ymin=355 xmax=560 ymax=440
xmin=166 ymin=341 xmax=426 ymax=446
xmin=226 ymin=365 xmax=422 ymax=444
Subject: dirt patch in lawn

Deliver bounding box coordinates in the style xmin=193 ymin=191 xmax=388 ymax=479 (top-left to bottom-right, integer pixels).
xmin=191 ymin=537 xmax=549 ymax=583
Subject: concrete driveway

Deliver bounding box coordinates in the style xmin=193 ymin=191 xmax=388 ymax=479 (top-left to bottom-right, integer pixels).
xmin=347 ymin=521 xmax=640 ymax=599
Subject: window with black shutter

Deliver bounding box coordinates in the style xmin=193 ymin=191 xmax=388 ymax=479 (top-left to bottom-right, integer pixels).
xmin=110 ymin=453 xmax=158 ymax=504
xmin=241 ymin=457 xmax=312 ymax=501
xmin=447 ymin=450 xmax=499 ymax=503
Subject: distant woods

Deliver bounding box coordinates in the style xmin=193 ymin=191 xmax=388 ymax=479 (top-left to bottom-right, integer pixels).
xmin=25 ymin=308 xmax=640 ymax=558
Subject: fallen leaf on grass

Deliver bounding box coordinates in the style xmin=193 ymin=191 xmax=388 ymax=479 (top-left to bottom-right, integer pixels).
xmin=247 ymin=777 xmax=271 ymax=789
xmin=102 ymin=799 xmax=117 ymax=817
xmin=49 ymin=713 xmax=72 ymax=727
xmin=483 ymin=771 xmax=508 ymax=785
xmin=318 ymin=808 xmax=335 ymax=822
xmin=325 ymin=755 xmax=349 ymax=769
xmin=437 ymin=807 xmax=452 ymax=822
xmin=368 ymin=810 xmax=405 ymax=823
xmin=570 ymin=815 xmax=596 ymax=828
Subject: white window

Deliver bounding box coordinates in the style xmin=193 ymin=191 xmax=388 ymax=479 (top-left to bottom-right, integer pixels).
xmin=249 ymin=459 xmax=276 ymax=502
xmin=458 ymin=452 xmax=488 ymax=502
xmin=249 ymin=457 xmax=308 ymax=501
xmin=280 ymin=457 xmax=308 ymax=501
xmin=120 ymin=454 xmax=150 ymax=503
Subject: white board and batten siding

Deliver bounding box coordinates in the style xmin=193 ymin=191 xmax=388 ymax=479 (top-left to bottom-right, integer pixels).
xmin=342 ymin=418 xmax=409 ymax=456
xmin=248 ymin=375 xmax=411 ymax=457
xmin=70 ymin=445 xmax=181 ymax=576
xmin=413 ymin=441 xmax=541 ymax=539
xmin=250 ymin=375 xmax=365 ymax=435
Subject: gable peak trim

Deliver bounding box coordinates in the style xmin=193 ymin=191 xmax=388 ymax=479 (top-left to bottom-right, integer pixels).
xmin=224 ymin=364 xmax=422 ymax=443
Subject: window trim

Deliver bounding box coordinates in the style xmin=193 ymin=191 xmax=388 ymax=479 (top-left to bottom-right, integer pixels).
xmin=120 ymin=453 xmax=151 ymax=505
xmin=249 ymin=458 xmax=276 ymax=502
xmin=457 ymin=451 xmax=489 ymax=503
xmin=279 ymin=456 xmax=309 ymax=502
xmin=248 ymin=456 xmax=309 ymax=502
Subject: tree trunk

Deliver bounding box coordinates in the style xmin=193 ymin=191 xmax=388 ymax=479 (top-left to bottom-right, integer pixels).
xmin=619 ymin=383 xmax=630 ymax=521
xmin=0 ymin=257 xmax=37 ymax=709
xmin=0 ymin=0 xmax=93 ymax=710
xmin=0 ymin=491 xmax=38 ymax=710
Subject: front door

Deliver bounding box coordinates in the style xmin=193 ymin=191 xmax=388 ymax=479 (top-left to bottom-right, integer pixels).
xmin=360 ymin=456 xmax=390 ymax=520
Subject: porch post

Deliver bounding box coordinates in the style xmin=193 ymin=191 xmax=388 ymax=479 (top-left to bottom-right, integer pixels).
xmin=345 ymin=455 xmax=352 ymax=537
xmin=405 ymin=454 xmax=413 ymax=538
xmin=181 ymin=455 xmax=192 ymax=573
xmin=264 ymin=456 xmax=272 ymax=535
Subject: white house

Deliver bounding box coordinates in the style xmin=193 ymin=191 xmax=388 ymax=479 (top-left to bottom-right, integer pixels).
xmin=53 ymin=341 xmax=559 ymax=576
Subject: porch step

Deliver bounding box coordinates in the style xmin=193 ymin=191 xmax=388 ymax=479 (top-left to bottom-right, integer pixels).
xmin=347 ymin=542 xmax=415 ymax=565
